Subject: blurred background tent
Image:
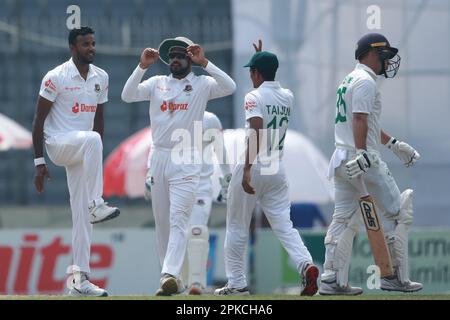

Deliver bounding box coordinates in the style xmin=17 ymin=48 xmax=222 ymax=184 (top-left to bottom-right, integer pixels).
xmin=0 ymin=112 xmax=32 ymax=151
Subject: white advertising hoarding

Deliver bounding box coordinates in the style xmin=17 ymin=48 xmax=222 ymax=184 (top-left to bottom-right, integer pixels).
xmin=0 ymin=229 xmax=227 ymax=295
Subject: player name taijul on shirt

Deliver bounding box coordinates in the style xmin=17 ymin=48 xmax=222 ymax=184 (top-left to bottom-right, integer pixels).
xmin=265 ymin=104 xmax=290 ymax=116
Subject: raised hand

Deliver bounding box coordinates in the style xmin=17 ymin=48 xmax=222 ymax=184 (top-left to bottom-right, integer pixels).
xmin=140 ymin=48 xmax=159 ymax=69
xmin=253 ymin=39 xmax=263 ymax=52
xmin=186 ymin=44 xmax=208 ymax=67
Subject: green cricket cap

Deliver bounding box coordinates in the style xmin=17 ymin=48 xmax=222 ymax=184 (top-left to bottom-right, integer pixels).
xmin=244 ymin=51 xmax=279 ymax=74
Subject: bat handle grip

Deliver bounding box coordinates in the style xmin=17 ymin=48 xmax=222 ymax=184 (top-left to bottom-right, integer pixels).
xmin=354 ymin=176 xmax=369 ymax=198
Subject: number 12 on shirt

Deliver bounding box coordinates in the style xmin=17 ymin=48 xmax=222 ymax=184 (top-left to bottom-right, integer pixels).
xmin=267 ymin=115 xmax=288 ymax=151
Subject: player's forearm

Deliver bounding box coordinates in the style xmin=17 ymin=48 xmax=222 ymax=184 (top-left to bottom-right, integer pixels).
xmin=352 ymin=113 xmax=368 ymax=150
xmin=32 ymin=115 xmax=45 ymax=158
xmin=204 ymin=61 xmax=236 ymax=98
xmin=32 ymin=98 xmax=52 ymax=158
xmin=121 ymin=65 xmax=147 ymax=103
xmin=245 ymin=129 xmax=259 ymax=169
xmin=380 ymin=130 xmax=391 ymax=145
xmin=93 ymin=110 xmax=104 ymax=141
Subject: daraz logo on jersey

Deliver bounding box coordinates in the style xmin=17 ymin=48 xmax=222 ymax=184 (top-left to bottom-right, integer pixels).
xmin=72 ymin=102 xmax=97 ymax=114
xmin=160 ymin=101 xmax=189 ymax=112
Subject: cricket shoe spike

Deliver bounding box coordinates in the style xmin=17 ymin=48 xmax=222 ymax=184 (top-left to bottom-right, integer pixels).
xmin=300 ymin=264 xmax=319 ymax=296
xmin=381 ymin=277 xmax=423 ymax=293
xmin=318 ymin=279 xmax=363 ymax=296
xmin=89 ymin=198 xmax=120 ymax=224
xmin=214 ymin=284 xmax=250 ymax=296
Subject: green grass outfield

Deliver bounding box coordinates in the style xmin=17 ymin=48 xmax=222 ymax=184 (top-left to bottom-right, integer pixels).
xmin=0 ymin=294 xmax=449 ymax=300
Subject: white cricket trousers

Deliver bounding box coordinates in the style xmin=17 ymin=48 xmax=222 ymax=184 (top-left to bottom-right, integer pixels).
xmin=148 ymin=147 xmax=201 ymax=277
xmin=323 ymin=156 xmax=402 ymax=283
xmin=329 ymin=158 xmax=401 ymax=235
xmin=45 ymin=131 xmax=104 ymax=273
xmin=225 ymin=163 xmax=313 ymax=289
xmin=190 ymin=176 xmax=213 ymax=226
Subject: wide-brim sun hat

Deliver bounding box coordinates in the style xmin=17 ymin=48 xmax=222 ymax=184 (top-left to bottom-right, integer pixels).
xmin=158 ymin=36 xmax=200 ymax=66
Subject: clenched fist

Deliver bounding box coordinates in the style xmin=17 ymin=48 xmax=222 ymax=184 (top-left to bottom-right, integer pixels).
xmin=140 ymin=48 xmax=159 ymax=69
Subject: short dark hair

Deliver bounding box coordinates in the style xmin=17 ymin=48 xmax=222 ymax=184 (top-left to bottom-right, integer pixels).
xmin=252 ymin=67 xmax=276 ymax=81
xmin=68 ymin=27 xmax=95 ymax=45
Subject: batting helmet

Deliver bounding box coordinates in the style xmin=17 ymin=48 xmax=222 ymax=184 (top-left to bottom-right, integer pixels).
xmin=355 ymin=33 xmax=401 ymax=78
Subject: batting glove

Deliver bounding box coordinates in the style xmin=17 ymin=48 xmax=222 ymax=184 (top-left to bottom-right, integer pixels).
xmin=345 ymin=149 xmax=378 ymax=180
xmin=144 ymin=169 xmax=152 ymax=201
xmin=217 ymin=173 xmax=232 ymax=203
xmin=387 ymin=137 xmax=420 ymax=167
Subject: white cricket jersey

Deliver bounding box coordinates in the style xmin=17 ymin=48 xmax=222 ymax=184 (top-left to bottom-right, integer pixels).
xmin=334 ymin=63 xmax=381 ymax=151
xmin=121 ymin=61 xmax=236 ymax=152
xmin=39 ymin=58 xmax=109 ymax=139
xmin=244 ymin=81 xmax=293 ymax=163
xmin=201 ymin=111 xmax=223 ymax=178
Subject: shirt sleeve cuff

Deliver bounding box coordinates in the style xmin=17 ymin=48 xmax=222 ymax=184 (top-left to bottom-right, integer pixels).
xmin=203 ymin=60 xmax=218 ymax=73
xmin=39 ymin=92 xmax=57 ymax=102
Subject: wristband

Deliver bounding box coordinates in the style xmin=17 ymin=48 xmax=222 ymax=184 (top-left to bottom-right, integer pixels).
xmin=34 ymin=157 xmax=46 ymax=166
xmin=387 ymin=137 xmax=397 ymax=148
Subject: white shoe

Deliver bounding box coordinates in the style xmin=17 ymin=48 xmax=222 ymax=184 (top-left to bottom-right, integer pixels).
xmin=68 ymin=279 xmax=108 ymax=297
xmin=381 ymin=277 xmax=423 ymax=292
xmin=214 ymin=284 xmax=250 ymax=296
xmin=319 ymin=279 xmax=363 ymax=296
xmin=89 ymin=199 xmax=120 ymax=224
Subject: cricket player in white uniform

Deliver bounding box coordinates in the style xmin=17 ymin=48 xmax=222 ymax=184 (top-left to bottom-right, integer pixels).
xmin=148 ymin=111 xmax=232 ymax=295
xmin=32 ymin=27 xmax=120 ymax=297
xmin=121 ymin=37 xmax=236 ymax=296
xmin=215 ymin=45 xmax=319 ymax=296
xmin=319 ymin=33 xmax=422 ymax=295
xmin=184 ymin=111 xmax=231 ymax=295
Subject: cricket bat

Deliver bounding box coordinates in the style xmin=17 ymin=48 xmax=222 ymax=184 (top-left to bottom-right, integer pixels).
xmin=355 ymin=177 xmax=394 ymax=278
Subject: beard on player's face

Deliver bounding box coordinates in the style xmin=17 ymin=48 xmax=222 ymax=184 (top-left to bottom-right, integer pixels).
xmin=170 ymin=59 xmax=191 ymax=77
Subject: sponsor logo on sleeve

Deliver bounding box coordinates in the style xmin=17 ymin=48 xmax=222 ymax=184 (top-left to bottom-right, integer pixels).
xmin=44 ymin=79 xmax=57 ymax=91
xmin=245 ymin=100 xmax=256 ymax=111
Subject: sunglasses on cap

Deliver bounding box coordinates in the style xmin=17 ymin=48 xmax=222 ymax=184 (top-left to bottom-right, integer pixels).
xmin=168 ymin=52 xmax=187 ymax=60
